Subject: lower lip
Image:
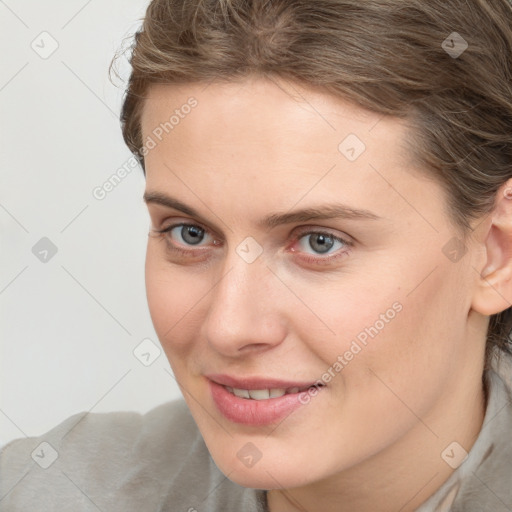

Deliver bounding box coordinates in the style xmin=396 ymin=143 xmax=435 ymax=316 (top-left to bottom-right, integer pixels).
xmin=209 ymin=380 xmax=319 ymax=426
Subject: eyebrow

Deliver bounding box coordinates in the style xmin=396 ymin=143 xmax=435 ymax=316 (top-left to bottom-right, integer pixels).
xmin=143 ymin=191 xmax=382 ymax=230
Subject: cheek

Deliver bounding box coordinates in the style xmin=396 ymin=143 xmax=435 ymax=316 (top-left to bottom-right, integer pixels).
xmin=144 ymin=244 xmax=219 ymax=366
xmin=310 ymin=255 xmax=467 ymax=402
xmin=145 ymin=247 xmax=194 ymax=349
xmin=287 ymin=268 xmax=404 ymax=367
xmin=338 ymin=267 xmax=468 ymax=417
xmin=145 ymin=249 xmax=171 ymax=334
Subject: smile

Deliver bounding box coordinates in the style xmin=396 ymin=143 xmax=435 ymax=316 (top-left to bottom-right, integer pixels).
xmin=208 ymin=378 xmax=326 ymax=426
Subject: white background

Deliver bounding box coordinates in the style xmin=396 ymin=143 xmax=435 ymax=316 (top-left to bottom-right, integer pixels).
xmin=0 ymin=0 xmax=181 ymax=448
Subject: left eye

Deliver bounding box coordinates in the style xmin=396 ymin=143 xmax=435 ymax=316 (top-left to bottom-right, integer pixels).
xmin=296 ymin=231 xmax=348 ymax=256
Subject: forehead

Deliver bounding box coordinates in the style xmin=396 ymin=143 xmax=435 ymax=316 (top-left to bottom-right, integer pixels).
xmin=141 ymin=77 xmax=399 ymax=141
xmin=140 ymin=77 xmax=416 ymax=180
xmin=139 ymin=77 xmax=447 ymax=236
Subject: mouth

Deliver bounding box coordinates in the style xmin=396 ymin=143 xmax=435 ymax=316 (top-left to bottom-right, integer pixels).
xmin=207 ymin=376 xmax=326 ymax=426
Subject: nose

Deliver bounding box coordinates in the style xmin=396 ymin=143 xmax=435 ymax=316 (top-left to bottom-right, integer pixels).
xmin=202 ymin=249 xmax=287 ymax=357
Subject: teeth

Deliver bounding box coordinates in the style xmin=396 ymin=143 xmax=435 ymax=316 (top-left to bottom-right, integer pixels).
xmin=248 ymin=389 xmax=270 ymax=400
xmin=232 ymin=388 xmax=250 ymax=398
xmin=269 ymin=388 xmax=286 ymax=398
xmin=227 ymin=386 xmax=301 ymax=400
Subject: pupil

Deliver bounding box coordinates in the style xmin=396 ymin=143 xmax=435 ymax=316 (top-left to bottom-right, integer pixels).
xmin=182 ymin=226 xmax=204 ymax=245
xmin=311 ymin=234 xmax=333 ymax=254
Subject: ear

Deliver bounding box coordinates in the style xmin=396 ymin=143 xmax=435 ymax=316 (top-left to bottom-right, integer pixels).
xmin=471 ymin=179 xmax=512 ymax=316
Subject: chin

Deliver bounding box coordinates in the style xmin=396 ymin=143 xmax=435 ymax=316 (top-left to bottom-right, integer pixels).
xmin=223 ymin=467 xmax=290 ymax=490
xmin=212 ymin=453 xmax=314 ymax=490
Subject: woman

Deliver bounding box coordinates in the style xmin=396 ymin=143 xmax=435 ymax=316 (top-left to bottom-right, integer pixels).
xmin=2 ymin=0 xmax=512 ymax=510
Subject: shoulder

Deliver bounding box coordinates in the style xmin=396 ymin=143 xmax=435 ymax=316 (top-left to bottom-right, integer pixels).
xmin=1 ymin=398 xmax=197 ymax=471
xmin=0 ymin=399 xmax=210 ymax=511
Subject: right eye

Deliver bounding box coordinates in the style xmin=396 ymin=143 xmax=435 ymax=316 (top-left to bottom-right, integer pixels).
xmin=152 ymin=222 xmax=221 ymax=258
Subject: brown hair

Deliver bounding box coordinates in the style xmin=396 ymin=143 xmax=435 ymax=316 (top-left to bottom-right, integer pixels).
xmin=111 ymin=0 xmax=512 ymax=370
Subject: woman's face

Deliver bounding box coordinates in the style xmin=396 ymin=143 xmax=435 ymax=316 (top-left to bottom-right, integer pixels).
xmin=141 ymin=77 xmax=485 ymax=489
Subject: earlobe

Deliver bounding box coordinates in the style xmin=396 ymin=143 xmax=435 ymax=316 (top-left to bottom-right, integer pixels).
xmin=471 ymin=179 xmax=512 ymax=316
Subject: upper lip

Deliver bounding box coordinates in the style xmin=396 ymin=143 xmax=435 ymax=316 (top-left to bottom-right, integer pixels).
xmin=205 ymin=374 xmax=323 ymax=390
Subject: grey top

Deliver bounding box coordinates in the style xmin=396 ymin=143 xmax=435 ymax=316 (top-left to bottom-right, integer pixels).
xmin=1 ymin=349 xmax=512 ymax=511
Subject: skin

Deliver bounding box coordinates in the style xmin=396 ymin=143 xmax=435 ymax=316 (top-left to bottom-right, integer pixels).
xmin=140 ymin=76 xmax=512 ymax=512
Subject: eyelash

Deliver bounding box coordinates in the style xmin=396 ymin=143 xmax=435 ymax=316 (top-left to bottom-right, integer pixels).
xmin=152 ymin=222 xmax=353 ymax=265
